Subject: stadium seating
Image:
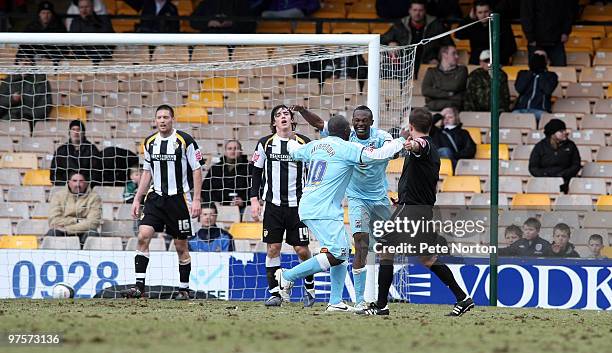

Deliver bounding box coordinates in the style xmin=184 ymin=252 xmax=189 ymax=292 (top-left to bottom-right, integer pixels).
xmin=582 ymin=162 xmax=612 ymax=177
xmin=7 ymin=186 xmax=46 ymax=203
xmin=440 ymin=176 xmax=481 ymax=193
xmin=41 ymin=236 xmax=81 ymax=250
xmin=0 ymin=153 xmax=38 ymax=169
xmin=483 ymin=176 xmax=523 ymax=194
xmin=0 ymin=219 xmax=12 ymax=236
xmin=229 ymin=223 xmax=263 ymax=240
xmin=439 ymin=158 xmax=453 ymax=176
xmin=569 ymin=178 xmax=607 ymax=195
xmin=0 ymin=235 xmax=38 ymax=249
xmin=475 ymin=144 xmax=510 ymax=160
xmin=469 ymin=193 xmax=509 ymax=208
xmin=101 ymin=221 xmax=135 ymax=237
xmin=596 ymin=195 xmax=612 ymax=210
xmin=510 ymin=194 xmax=551 ymax=210
xmin=125 ymin=237 xmax=166 ymax=251
xmin=83 ymin=237 xmax=123 ymax=251
xmin=0 ymin=169 xmax=21 ymax=186
xmin=540 ymin=211 xmax=581 ymax=229
xmin=500 ymin=114 xmax=536 ymax=130
xmin=22 ymin=170 xmax=52 ymax=186
xmin=525 ymin=177 xmax=564 ymax=194
xmin=15 ymin=219 xmax=48 ymax=236
xmin=455 ymin=159 xmax=490 ymax=177
xmin=582 ymin=212 xmax=612 ymax=229
xmin=553 ymin=194 xmax=595 ymax=211
xmin=435 ymin=192 xmax=467 ymax=207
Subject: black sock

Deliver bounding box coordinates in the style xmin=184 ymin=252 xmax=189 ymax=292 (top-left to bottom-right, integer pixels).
xmin=304 ymin=275 xmax=314 ymax=290
xmin=429 ymin=260 xmax=467 ymax=301
xmin=135 ymin=253 xmax=149 ymax=292
xmin=179 ymin=261 xmax=191 ymax=290
xmin=266 ymin=266 xmax=281 ymax=296
xmin=377 ymin=261 xmax=394 ymax=308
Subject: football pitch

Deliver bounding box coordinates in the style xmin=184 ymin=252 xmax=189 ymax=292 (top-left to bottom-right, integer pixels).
xmin=1 ymin=300 xmax=610 ymax=353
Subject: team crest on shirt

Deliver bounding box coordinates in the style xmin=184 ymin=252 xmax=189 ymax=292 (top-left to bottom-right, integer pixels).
xmin=174 ymin=141 xmax=180 ymax=150
xmin=354 ymin=220 xmax=362 ymax=229
xmin=252 ymin=151 xmax=260 ymax=163
xmin=195 ymin=149 xmax=203 ymax=161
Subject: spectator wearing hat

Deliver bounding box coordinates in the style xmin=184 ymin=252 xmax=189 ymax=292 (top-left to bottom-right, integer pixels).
xmin=513 ymin=51 xmax=558 ymax=126
xmin=464 ymin=50 xmax=510 ymax=112
xmin=18 ymin=2 xmax=67 ymax=63
xmin=50 ymin=120 xmax=103 ymax=186
xmin=529 ymin=118 xmax=580 ymax=193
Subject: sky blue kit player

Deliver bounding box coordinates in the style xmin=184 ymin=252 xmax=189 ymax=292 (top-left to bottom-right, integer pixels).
xmin=300 ymin=105 xmax=395 ymax=308
xmin=275 ymin=115 xmax=407 ymax=312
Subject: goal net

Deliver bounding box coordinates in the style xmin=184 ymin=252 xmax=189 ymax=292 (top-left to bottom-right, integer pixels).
xmin=0 ymin=33 xmax=417 ymax=302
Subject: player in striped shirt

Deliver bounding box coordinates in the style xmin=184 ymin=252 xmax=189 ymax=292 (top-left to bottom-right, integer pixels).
xmin=122 ymin=104 xmax=204 ymax=300
xmin=250 ymin=105 xmax=315 ymax=307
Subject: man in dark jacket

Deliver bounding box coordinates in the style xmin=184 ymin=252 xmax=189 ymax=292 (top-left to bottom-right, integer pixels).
xmin=124 ymin=0 xmax=180 ymax=33
xmin=521 ymin=0 xmax=574 ymax=66
xmin=529 ymin=119 xmax=581 ymax=193
xmin=191 ymin=0 xmax=253 ymax=34
xmin=454 ymin=0 xmax=516 ymax=65
xmin=69 ymin=0 xmax=114 ymax=61
xmin=18 ymin=1 xmax=67 ymax=63
xmin=202 ymin=140 xmax=252 ymax=212
xmin=547 ymin=223 xmax=580 ymax=258
xmin=421 ymin=45 xmax=467 ymax=111
xmin=381 ymin=0 xmax=453 ymax=77
xmin=500 ymin=218 xmax=552 ymax=257
xmin=513 ymin=52 xmax=558 ymax=125
xmin=430 ymin=106 xmax=476 ymax=168
xmin=0 ymin=58 xmax=52 ymax=126
xmin=189 ymin=203 xmax=235 ymax=252
xmin=50 ymin=120 xmax=103 ymax=186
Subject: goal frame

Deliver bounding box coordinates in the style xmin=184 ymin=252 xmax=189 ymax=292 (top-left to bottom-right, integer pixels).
xmin=0 ymin=32 xmax=381 ymax=127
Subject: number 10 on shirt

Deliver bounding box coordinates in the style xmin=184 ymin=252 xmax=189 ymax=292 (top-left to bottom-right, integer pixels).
xmin=305 ymin=160 xmax=327 ymax=186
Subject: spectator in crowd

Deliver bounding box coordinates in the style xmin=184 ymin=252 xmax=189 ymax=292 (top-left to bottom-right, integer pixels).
xmin=430 ymin=106 xmax=476 ymax=168
xmin=528 ymin=118 xmax=581 ymax=193
xmin=498 ymin=224 xmax=523 ymax=256
xmin=191 ymin=0 xmax=253 ymax=34
xmin=51 ymin=120 xmax=103 ymax=186
xmin=381 ymin=0 xmax=453 ymax=76
xmin=123 ymin=167 xmax=140 ymax=204
xmin=46 ymin=171 xmax=102 ymax=246
xmin=464 ymin=50 xmax=510 ymax=112
xmin=376 ymin=0 xmax=462 ymax=20
xmin=69 ymin=0 xmax=114 ymax=61
xmin=520 ymin=0 xmax=574 ymax=66
xmin=500 ymin=218 xmax=551 ymax=257
xmin=261 ymin=0 xmax=320 ymax=18
xmin=454 ymin=1 xmax=516 ymax=65
xmin=586 ymin=234 xmax=607 ymax=259
xmin=548 ymin=223 xmax=580 ymax=258
xmin=0 ymin=57 xmax=52 ymax=127
xmin=18 ymin=2 xmax=67 ymax=63
xmin=202 ymin=140 xmax=252 ymax=212
xmin=421 ymin=45 xmax=467 ymax=111
xmin=513 ymin=51 xmax=558 ymax=125
xmin=423 ymin=0 xmax=463 ymax=20
xmin=188 ymin=203 xmax=235 ymax=252
xmin=124 ymin=0 xmax=180 ymax=33
xmin=65 ymin=0 xmax=107 ymax=30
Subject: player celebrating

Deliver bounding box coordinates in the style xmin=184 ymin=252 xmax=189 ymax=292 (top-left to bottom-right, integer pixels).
xmin=361 ymin=108 xmax=474 ymax=316
xmin=296 ymin=105 xmax=393 ymax=310
xmin=276 ymin=115 xmax=408 ymax=312
xmin=250 ymin=105 xmax=315 ymax=307
xmin=123 ymin=104 xmax=204 ymax=300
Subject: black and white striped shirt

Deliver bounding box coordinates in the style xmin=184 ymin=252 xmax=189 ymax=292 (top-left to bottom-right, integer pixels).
xmin=251 ymin=133 xmax=310 ymax=207
xmin=143 ymin=129 xmax=204 ymax=196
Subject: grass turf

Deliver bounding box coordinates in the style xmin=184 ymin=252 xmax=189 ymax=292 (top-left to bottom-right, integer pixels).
xmin=0 ymin=299 xmax=610 ymax=353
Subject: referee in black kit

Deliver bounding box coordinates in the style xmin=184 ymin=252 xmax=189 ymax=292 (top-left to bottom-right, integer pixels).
xmin=123 ymin=104 xmax=204 ymax=300
xmin=250 ymin=104 xmax=315 ymax=307
xmin=361 ymin=108 xmax=474 ymax=316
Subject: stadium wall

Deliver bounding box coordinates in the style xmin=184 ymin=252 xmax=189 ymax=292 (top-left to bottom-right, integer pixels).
xmin=2 ymin=250 xmax=611 ymax=310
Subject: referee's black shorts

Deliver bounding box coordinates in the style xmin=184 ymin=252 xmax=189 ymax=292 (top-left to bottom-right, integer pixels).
xmin=140 ymin=192 xmax=193 ymax=240
xmin=262 ymin=203 xmax=309 ymax=246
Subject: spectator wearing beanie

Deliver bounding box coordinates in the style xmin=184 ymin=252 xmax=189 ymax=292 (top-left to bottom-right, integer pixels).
xmin=528 ymin=118 xmax=581 ymax=193
xmin=50 ymin=120 xmax=103 ymax=186
xmin=513 ymin=51 xmax=558 ymax=126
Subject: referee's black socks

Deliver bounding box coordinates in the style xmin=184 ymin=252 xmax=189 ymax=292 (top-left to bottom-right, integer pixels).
xmin=429 ymin=260 xmax=467 ymax=302
xmin=135 ymin=251 xmax=149 ymax=292
xmin=266 ymin=256 xmax=281 ymax=297
xmin=377 ymin=260 xmax=394 ymax=308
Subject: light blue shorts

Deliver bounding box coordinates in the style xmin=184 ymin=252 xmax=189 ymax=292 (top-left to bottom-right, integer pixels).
xmin=303 ymin=219 xmax=350 ymax=261
xmin=347 ymin=197 xmax=391 ymax=236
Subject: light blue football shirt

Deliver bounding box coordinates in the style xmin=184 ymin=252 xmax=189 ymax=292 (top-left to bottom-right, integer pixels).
xmin=321 ymin=123 xmax=393 ymax=201
xmin=289 ymin=135 xmax=403 ymax=221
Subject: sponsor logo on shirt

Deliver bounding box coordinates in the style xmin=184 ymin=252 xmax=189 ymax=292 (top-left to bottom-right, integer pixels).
xmin=269 ymin=153 xmax=292 ymax=162
xmin=151 ymin=154 xmax=177 ymax=161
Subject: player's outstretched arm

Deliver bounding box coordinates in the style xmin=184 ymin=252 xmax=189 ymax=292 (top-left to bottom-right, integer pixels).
xmin=131 ymin=170 xmax=152 ymax=219
xmin=292 ymin=105 xmax=324 ymax=130
xmin=191 ymin=167 xmax=202 ymax=218
xmin=358 ymin=137 xmax=407 ymax=163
